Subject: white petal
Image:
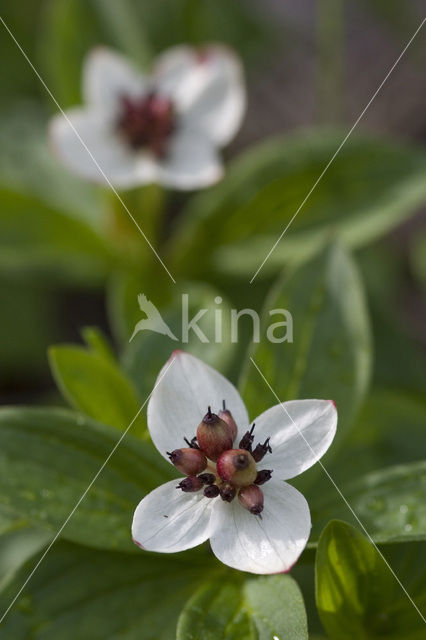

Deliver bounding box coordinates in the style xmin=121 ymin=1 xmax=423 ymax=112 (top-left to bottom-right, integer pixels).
xmin=158 ymin=129 xmax=222 ymax=190
xmin=155 ymin=45 xmax=245 ymax=145
xmin=83 ymin=47 xmax=146 ymax=114
xmin=132 ymin=479 xmax=214 ymax=553
xmin=209 ymin=479 xmax=311 ymax=574
xmin=147 ymin=351 xmax=249 ymax=461
xmin=252 ymin=400 xmax=337 ymax=481
xmin=49 ymin=109 xmax=158 ymax=188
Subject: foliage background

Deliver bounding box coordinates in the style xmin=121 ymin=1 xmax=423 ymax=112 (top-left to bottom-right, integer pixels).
xmin=0 ymin=1 xmax=425 ymax=638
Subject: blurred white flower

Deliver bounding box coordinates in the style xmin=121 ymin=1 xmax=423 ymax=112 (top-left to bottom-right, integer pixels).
xmin=49 ymin=45 xmax=246 ymax=190
xmin=132 ymin=351 xmax=337 ymax=574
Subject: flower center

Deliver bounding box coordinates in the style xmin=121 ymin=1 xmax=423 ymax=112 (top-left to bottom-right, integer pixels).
xmin=168 ymin=403 xmax=273 ymax=517
xmin=116 ymin=92 xmax=175 ymax=156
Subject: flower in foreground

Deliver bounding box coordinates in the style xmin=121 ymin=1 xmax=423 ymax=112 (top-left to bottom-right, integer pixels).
xmin=132 ymin=351 xmax=337 ymax=574
xmin=49 ymin=45 xmax=245 ymax=190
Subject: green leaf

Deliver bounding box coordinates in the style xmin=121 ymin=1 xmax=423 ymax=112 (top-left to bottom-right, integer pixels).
xmin=38 ymin=0 xmax=102 ymax=107
xmin=411 ymin=229 xmax=426 ymax=292
xmin=177 ymin=575 xmax=308 ymax=640
xmin=0 ymin=105 xmax=104 ymax=225
xmin=240 ymin=243 xmax=371 ymax=441
xmin=90 ymin=0 xmax=151 ymax=65
xmin=0 ymin=542 xmax=214 ymax=639
xmin=311 ymin=461 xmax=426 ymax=544
xmin=49 ymin=345 xmax=145 ymax=434
xmin=316 ymin=520 xmax=426 ymax=639
xmin=0 ymin=188 xmax=114 ymax=285
xmin=169 ymin=132 xmax=426 ymax=279
xmin=327 ymin=389 xmax=426 ymax=485
xmin=0 ymin=407 xmax=173 ymax=552
xmin=81 ymin=326 xmax=116 ymax=363
xmin=0 ymin=506 xmax=51 ymax=593
xmin=131 ymin=0 xmax=269 ymax=62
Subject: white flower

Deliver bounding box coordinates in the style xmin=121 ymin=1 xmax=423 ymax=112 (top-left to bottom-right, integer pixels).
xmin=132 ymin=351 xmax=337 ymax=574
xmin=49 ymin=45 xmax=245 ymax=190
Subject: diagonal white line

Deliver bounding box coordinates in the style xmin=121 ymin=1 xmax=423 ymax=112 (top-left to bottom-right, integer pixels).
xmin=250 ymin=17 xmax=426 ymax=283
xmin=249 ymin=356 xmax=426 ymax=623
xmin=0 ymin=358 xmax=175 ymax=625
xmin=0 ymin=15 xmax=176 ymax=284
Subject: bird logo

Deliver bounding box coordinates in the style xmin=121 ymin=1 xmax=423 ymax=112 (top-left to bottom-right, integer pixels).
xmin=129 ymin=294 xmax=178 ymax=342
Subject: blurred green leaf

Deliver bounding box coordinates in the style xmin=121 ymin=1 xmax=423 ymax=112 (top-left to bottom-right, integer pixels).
xmin=49 ymin=345 xmax=145 ymax=434
xmin=311 ymin=461 xmax=426 ymax=544
xmin=0 ymin=276 xmax=55 ymax=378
xmin=0 ymin=407 xmax=173 ymax=552
xmin=0 ymin=188 xmax=115 ymax=285
xmin=169 ymin=133 xmax=426 ymax=279
xmin=411 ymin=230 xmax=426 ymax=292
xmin=90 ymin=0 xmax=151 ymax=65
xmin=316 ymin=520 xmax=426 ymax=639
xmin=122 ymin=281 xmax=239 ymax=399
xmin=132 ymin=0 xmax=269 ymax=62
xmin=0 ymin=2 xmax=44 ymax=105
xmin=0 ymin=105 xmax=105 ymax=225
xmin=38 ymin=0 xmax=101 ymax=107
xmin=0 ymin=506 xmax=51 ymax=593
xmin=81 ymin=325 xmax=116 ymax=362
xmin=329 ymin=389 xmax=426 ymax=485
xmin=177 ymin=575 xmax=308 ymax=640
xmin=240 ymin=244 xmax=371 ymax=441
xmin=0 ymin=542 xmax=215 ymax=639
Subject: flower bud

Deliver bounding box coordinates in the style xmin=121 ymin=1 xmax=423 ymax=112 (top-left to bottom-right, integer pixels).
xmin=218 ymin=400 xmax=238 ymax=441
xmin=176 ymin=476 xmax=204 ymax=492
xmin=216 ymin=449 xmax=257 ymax=487
xmin=219 ymin=482 xmax=236 ymax=503
xmin=167 ymin=448 xmax=207 ymax=475
xmin=196 ymin=407 xmax=233 ymax=462
xmin=254 ymin=469 xmax=273 ymax=485
xmin=204 ymin=484 xmax=220 ymax=498
xmin=238 ymin=484 xmax=264 ymax=517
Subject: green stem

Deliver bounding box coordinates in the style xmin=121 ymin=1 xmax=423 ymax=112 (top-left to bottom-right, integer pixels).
xmin=106 ymin=184 xmax=166 ymax=271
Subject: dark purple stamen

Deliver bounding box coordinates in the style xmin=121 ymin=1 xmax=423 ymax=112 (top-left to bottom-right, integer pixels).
xmin=220 ymin=483 xmax=236 ymax=503
xmin=239 ymin=423 xmax=255 ymax=452
xmin=252 ymin=437 xmax=272 ymax=462
xmin=254 ymin=470 xmax=273 ymax=485
xmin=198 ymin=473 xmax=216 ymax=485
xmin=204 ymin=485 xmax=220 ymax=498
xmin=116 ymin=92 xmax=174 ymax=156
xmin=184 ymin=436 xmax=200 ymax=449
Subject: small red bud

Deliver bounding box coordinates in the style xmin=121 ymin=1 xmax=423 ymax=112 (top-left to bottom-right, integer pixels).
xmin=196 ymin=407 xmax=233 ymax=462
xmin=176 ymin=476 xmax=204 ymax=492
xmin=216 ymin=449 xmax=257 ymax=487
xmin=238 ymin=484 xmax=264 ymax=516
xmin=167 ymin=448 xmax=207 ymax=475
xmin=219 ymin=482 xmax=236 ymax=503
xmin=218 ymin=400 xmax=238 ymax=441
